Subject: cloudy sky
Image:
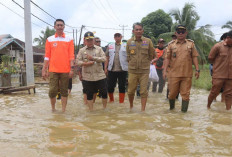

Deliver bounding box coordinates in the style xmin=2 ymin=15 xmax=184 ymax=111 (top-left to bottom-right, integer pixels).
xmin=0 ymin=0 xmax=231 ymax=46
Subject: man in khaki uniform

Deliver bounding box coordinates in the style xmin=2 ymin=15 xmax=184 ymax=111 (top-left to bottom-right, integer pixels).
xmin=163 ymin=25 xmax=200 ymax=112
xmin=126 ymin=22 xmax=154 ymax=111
xmin=77 ymin=31 xmax=107 ymax=111
xmin=207 ymin=31 xmax=232 ymax=110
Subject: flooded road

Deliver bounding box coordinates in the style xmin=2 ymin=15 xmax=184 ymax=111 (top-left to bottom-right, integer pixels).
xmin=0 ymin=81 xmax=232 ymax=157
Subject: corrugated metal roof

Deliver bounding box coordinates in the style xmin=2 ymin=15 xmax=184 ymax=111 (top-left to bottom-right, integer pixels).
xmin=0 ymin=34 xmax=44 ymax=54
xmin=0 ymin=38 xmax=24 ymax=50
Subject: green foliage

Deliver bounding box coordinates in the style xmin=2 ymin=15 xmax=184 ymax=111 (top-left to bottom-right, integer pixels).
xmin=0 ymin=55 xmax=20 ymax=74
xmin=141 ymin=9 xmax=172 ymax=39
xmin=170 ymin=3 xmax=199 ymax=31
xmin=221 ymin=21 xmax=232 ymax=30
xmin=192 ymin=65 xmax=212 ymax=91
xmin=158 ymin=2 xmax=216 ymax=63
xmin=33 ymin=26 xmax=55 ymax=48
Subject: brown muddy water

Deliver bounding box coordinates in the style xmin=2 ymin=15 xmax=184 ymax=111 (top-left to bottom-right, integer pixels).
xmin=0 ymin=81 xmax=232 ymax=157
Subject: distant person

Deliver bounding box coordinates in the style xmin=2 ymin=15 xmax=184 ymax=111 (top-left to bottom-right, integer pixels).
xmin=77 ymin=31 xmax=107 ymax=111
xmin=127 ymin=22 xmax=154 ymax=111
xmin=149 ymin=38 xmax=165 ymax=93
xmin=105 ymin=33 xmax=128 ymax=103
xmin=163 ymin=25 xmax=200 ymax=112
xmin=42 ymin=19 xmax=74 ymax=112
xmin=207 ymin=30 xmax=232 ymax=110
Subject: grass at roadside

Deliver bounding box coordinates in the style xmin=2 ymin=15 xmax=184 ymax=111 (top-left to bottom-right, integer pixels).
xmin=192 ymin=64 xmax=212 ymax=91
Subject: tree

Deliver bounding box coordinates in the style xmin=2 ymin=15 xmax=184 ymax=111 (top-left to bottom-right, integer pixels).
xmin=141 ymin=9 xmax=172 ymax=42
xmin=159 ymin=3 xmax=215 ymax=63
xmin=33 ymin=26 xmax=55 ymax=48
xmin=222 ymin=21 xmax=232 ymax=30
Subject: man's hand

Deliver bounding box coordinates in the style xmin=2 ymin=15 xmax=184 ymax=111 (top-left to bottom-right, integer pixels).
xmin=69 ymin=70 xmax=74 ymax=78
xmin=86 ymin=54 xmax=94 ymax=61
xmin=104 ymin=68 xmax=108 ymax=75
xmin=195 ymin=71 xmax=200 ymax=79
xmin=83 ymin=61 xmax=94 ymax=66
xmin=78 ymin=73 xmax=82 ymax=81
xmin=42 ymin=68 xmax=49 ymax=80
xmin=151 ymin=58 xmax=158 ymax=63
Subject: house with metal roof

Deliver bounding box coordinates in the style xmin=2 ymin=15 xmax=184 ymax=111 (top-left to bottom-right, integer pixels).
xmin=0 ymin=34 xmax=44 ymax=63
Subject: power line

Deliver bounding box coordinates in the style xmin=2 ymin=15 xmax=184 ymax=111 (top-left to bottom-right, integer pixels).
xmin=92 ymin=0 xmax=118 ymax=25
xmin=11 ymin=0 xmax=72 ymax=33
xmin=30 ymin=0 xmax=80 ymax=29
xmin=85 ymin=25 xmax=131 ymax=31
xmin=98 ymin=0 xmax=119 ymax=23
xmin=0 ymin=1 xmax=46 ymax=31
xmin=105 ymin=0 xmax=121 ymax=23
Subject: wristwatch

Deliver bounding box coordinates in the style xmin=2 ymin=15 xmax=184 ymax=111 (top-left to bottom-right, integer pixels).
xmin=196 ymin=69 xmax=200 ymax=73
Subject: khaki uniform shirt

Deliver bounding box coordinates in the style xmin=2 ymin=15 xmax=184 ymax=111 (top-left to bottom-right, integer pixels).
xmin=208 ymin=41 xmax=232 ymax=79
xmin=106 ymin=44 xmax=122 ymax=71
xmin=126 ymin=36 xmax=154 ymax=74
xmin=166 ymin=39 xmax=199 ymax=77
xmin=77 ymin=45 xmax=106 ymax=81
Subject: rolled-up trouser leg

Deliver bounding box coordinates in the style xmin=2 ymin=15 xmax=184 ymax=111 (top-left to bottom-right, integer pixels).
xmin=128 ymin=73 xmax=139 ymax=97
xmin=138 ymin=73 xmax=149 ymax=98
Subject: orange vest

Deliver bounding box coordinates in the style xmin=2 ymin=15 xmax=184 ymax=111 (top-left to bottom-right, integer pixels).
xmin=153 ymin=48 xmax=164 ymax=69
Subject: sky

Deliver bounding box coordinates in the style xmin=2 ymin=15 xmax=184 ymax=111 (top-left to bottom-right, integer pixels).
xmin=0 ymin=0 xmax=231 ymax=46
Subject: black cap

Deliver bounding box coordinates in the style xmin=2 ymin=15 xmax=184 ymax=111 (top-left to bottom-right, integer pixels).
xmin=114 ymin=33 xmax=122 ymax=37
xmin=84 ymin=31 xmax=94 ymax=39
xmin=176 ymin=25 xmax=186 ymax=30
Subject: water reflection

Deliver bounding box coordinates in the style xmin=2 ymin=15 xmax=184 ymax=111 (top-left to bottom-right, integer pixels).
xmin=0 ymin=81 xmax=231 ymax=156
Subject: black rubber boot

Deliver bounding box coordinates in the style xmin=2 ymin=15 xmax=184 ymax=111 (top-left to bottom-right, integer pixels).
xmin=169 ymin=99 xmax=175 ymax=110
xmin=181 ymin=100 xmax=189 ymax=112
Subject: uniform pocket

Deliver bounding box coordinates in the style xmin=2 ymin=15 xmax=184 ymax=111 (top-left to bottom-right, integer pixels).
xmin=141 ymin=60 xmax=150 ymax=70
xmin=128 ymin=60 xmax=137 ymax=70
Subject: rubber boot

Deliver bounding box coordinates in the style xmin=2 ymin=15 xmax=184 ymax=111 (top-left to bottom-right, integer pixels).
xmin=169 ymin=99 xmax=175 ymax=110
xmin=181 ymin=100 xmax=189 ymax=112
xmin=119 ymin=93 xmax=125 ymax=103
xmin=108 ymin=93 xmax=114 ymax=102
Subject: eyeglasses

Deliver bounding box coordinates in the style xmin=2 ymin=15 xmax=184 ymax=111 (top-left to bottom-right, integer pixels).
xmin=95 ymin=41 xmax=101 ymax=43
xmin=176 ymin=29 xmax=186 ymax=34
xmin=56 ymin=24 xmax=64 ymax=27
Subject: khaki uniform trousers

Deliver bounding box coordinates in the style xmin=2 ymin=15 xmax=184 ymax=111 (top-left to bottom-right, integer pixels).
xmin=49 ymin=72 xmax=69 ymax=98
xmin=168 ymin=77 xmax=192 ymax=101
xmin=208 ymin=78 xmax=232 ymax=106
xmin=128 ymin=73 xmax=149 ymax=98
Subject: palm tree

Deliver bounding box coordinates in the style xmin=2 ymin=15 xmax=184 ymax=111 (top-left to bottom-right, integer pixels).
xmin=33 ymin=26 xmax=55 ymax=48
xmin=158 ymin=3 xmax=215 ymax=63
xmin=170 ymin=3 xmax=199 ymax=32
xmin=221 ymin=21 xmax=232 ymax=30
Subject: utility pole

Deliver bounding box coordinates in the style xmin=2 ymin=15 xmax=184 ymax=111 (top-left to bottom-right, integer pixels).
xmin=75 ymin=29 xmax=78 ymax=54
xmin=77 ymin=25 xmax=85 ymax=56
xmin=73 ymin=29 xmax=75 ymax=51
xmin=24 ymin=0 xmax=34 ymax=85
xmin=119 ymin=25 xmax=128 ymax=40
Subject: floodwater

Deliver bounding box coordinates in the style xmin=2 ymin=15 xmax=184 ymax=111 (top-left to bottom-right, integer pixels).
xmin=0 ymin=81 xmax=232 ymax=157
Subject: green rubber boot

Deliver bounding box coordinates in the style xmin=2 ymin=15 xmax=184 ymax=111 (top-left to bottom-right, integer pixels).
xmin=181 ymin=100 xmax=189 ymax=112
xmin=169 ymin=99 xmax=175 ymax=110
